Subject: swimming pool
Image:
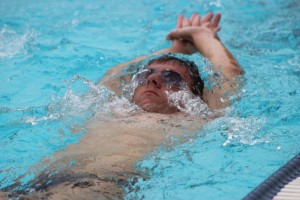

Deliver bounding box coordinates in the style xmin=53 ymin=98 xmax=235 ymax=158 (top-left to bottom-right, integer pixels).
xmin=0 ymin=0 xmax=299 ymax=199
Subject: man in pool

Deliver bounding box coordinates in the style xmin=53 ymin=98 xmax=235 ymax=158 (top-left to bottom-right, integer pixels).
xmin=1 ymin=12 xmax=243 ymax=199
xmin=101 ymin=12 xmax=242 ymax=112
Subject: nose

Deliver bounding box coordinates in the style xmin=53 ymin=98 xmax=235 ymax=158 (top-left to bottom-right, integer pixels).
xmin=146 ymin=73 xmax=162 ymax=88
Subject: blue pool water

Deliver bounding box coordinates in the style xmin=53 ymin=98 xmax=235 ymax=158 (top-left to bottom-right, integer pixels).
xmin=0 ymin=0 xmax=299 ymax=199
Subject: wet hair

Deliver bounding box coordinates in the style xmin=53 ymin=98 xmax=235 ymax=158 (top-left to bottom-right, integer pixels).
xmin=145 ymin=54 xmax=204 ymax=96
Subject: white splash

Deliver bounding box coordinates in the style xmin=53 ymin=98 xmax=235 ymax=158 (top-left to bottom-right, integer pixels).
xmin=95 ymin=96 xmax=141 ymax=119
xmin=59 ymin=76 xmax=141 ymax=120
xmin=221 ymin=116 xmax=268 ymax=146
xmin=166 ymin=90 xmax=212 ymax=117
xmin=209 ymin=0 xmax=222 ymax=7
xmin=23 ymin=114 xmax=61 ymax=126
xmin=0 ymin=27 xmax=35 ymax=59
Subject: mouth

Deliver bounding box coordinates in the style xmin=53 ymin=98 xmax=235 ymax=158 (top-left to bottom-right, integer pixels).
xmin=143 ymin=90 xmax=159 ymax=96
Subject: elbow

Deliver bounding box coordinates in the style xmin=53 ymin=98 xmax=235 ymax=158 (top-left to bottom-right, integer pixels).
xmin=229 ymin=60 xmax=244 ymax=75
xmin=223 ymin=62 xmax=244 ymax=81
xmin=232 ymin=65 xmax=244 ymax=76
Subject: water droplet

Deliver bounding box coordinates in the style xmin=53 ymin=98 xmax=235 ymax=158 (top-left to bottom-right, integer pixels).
xmin=276 ymin=146 xmax=281 ymax=150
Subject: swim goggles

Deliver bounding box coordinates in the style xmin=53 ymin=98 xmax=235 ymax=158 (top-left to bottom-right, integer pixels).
xmin=132 ymin=68 xmax=185 ymax=88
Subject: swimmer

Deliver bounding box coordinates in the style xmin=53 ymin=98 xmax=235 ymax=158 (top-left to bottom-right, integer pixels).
xmin=101 ymin=12 xmax=243 ymax=111
xmin=1 ymin=12 xmax=243 ymax=199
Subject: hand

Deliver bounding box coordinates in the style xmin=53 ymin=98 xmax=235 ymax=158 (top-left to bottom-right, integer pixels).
xmin=170 ymin=15 xmax=197 ymax=55
xmin=199 ymin=12 xmax=222 ymax=33
xmin=168 ymin=12 xmax=222 ymax=54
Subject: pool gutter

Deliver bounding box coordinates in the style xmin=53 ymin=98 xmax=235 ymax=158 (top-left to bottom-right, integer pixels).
xmin=243 ymin=152 xmax=300 ymax=200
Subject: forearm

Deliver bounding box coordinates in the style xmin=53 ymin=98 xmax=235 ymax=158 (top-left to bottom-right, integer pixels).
xmin=193 ymin=34 xmax=243 ymax=80
xmin=104 ymin=48 xmax=179 ymax=77
xmin=192 ymin=33 xmax=244 ymax=109
xmin=100 ymin=47 xmax=180 ymax=95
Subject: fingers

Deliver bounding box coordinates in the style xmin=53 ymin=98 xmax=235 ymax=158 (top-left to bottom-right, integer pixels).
xmin=202 ymin=21 xmax=211 ymax=28
xmin=177 ymin=13 xmax=202 ymax=30
xmin=166 ymin=30 xmax=179 ymax=40
xmin=201 ymin=12 xmax=213 ymax=24
xmin=176 ymin=15 xmax=183 ymax=29
xmin=173 ymin=12 xmax=222 ymax=34
xmin=213 ymin=26 xmax=221 ymax=32
xmin=190 ymin=13 xmax=200 ymax=26
xmin=190 ymin=13 xmax=196 ymax=24
xmin=167 ymin=29 xmax=191 ymax=41
xmin=167 ymin=27 xmax=193 ymax=42
xmin=211 ymin=13 xmax=221 ymax=28
xmin=171 ymin=15 xmax=189 ymax=41
xmin=182 ymin=17 xmax=190 ymax=27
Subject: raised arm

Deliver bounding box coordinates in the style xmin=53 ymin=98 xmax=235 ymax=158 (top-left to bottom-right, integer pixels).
xmin=101 ymin=12 xmax=243 ymax=109
xmin=167 ymin=13 xmax=244 ymax=109
xmin=100 ymin=13 xmax=201 ymax=94
xmin=100 ymin=48 xmax=177 ymax=96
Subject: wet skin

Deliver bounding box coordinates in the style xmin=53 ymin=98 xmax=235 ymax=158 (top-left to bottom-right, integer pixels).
xmin=0 ymin=62 xmax=207 ymax=200
xmin=133 ymin=61 xmax=195 ymax=114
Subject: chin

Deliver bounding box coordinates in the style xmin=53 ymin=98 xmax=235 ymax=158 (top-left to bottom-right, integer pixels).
xmin=140 ymin=103 xmax=178 ymax=114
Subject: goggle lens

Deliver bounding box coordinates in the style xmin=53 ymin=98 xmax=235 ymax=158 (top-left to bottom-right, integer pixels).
xmin=133 ymin=69 xmax=184 ymax=88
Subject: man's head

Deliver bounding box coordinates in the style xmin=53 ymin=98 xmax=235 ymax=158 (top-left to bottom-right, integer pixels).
xmin=133 ymin=55 xmax=204 ymax=114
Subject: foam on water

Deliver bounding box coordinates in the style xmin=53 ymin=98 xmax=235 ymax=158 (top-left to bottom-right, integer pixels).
xmin=167 ymin=90 xmax=212 ymax=117
xmin=0 ymin=27 xmax=35 ymax=59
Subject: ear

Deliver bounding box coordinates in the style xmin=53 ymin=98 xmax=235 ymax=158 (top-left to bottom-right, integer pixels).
xmin=201 ymin=88 xmax=210 ymax=103
xmin=197 ymin=93 xmax=204 ymax=101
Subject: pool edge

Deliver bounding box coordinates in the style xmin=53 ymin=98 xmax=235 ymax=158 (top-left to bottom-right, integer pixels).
xmin=243 ymin=152 xmax=300 ymax=200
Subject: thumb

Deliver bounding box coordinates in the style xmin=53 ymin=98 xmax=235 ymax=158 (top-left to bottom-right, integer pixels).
xmin=166 ymin=28 xmax=194 ymax=41
xmin=166 ymin=30 xmax=179 ymax=40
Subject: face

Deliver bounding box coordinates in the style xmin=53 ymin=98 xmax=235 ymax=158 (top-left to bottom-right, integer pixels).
xmin=133 ymin=61 xmax=194 ymax=114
